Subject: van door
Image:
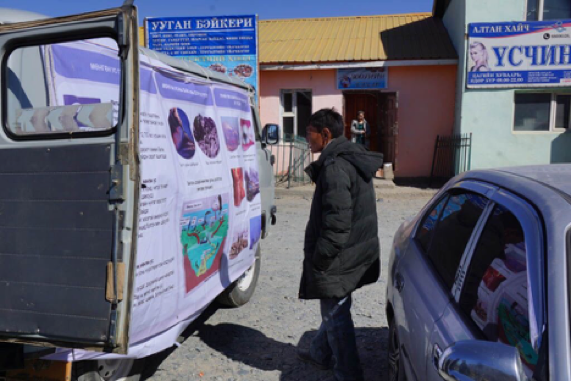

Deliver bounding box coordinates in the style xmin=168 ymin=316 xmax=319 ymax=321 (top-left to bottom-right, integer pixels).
xmin=0 ymin=6 xmax=139 ymax=353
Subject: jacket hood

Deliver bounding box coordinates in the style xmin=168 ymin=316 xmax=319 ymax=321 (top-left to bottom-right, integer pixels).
xmin=305 ymin=137 xmax=384 ymax=182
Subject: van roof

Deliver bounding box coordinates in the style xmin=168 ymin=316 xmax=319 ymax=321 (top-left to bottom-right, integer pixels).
xmin=0 ymin=8 xmax=47 ymax=24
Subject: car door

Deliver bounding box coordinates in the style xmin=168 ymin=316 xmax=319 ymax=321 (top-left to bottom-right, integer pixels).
xmin=0 ymin=6 xmax=139 ymax=353
xmin=393 ymin=181 xmax=494 ymax=380
xmin=427 ymin=188 xmax=545 ymax=380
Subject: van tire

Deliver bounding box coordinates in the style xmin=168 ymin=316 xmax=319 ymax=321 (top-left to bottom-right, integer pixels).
xmin=216 ymin=245 xmax=261 ymax=307
xmin=73 ymin=359 xmax=142 ymax=381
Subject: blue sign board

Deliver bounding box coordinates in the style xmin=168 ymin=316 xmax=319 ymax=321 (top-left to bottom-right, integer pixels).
xmin=337 ymin=68 xmax=387 ymax=90
xmin=146 ymin=15 xmax=258 ymax=97
xmin=467 ymin=20 xmax=571 ymax=88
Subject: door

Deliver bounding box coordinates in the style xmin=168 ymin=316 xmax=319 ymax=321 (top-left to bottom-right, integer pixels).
xmin=253 ymin=107 xmax=274 ymax=237
xmin=0 ymin=6 xmax=139 ymax=353
xmin=343 ymin=92 xmax=379 ymax=151
xmin=380 ymin=93 xmax=398 ymax=170
xmin=427 ymin=190 xmax=545 ymax=380
xmin=394 ymin=183 xmax=494 ymax=380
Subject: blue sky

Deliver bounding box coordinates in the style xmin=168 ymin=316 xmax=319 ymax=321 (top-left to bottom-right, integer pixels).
xmin=1 ymin=0 xmax=433 ymax=24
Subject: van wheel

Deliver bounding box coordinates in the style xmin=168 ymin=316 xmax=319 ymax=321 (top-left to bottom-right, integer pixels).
xmin=73 ymin=359 xmax=142 ymax=381
xmin=216 ymin=245 xmax=261 ymax=307
xmin=388 ymin=317 xmax=407 ymax=381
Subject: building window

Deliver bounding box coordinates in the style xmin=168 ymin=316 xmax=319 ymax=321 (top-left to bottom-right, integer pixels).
xmin=527 ymin=0 xmax=571 ymax=21
xmin=514 ymin=93 xmax=571 ymax=132
xmin=281 ymin=90 xmax=312 ymax=140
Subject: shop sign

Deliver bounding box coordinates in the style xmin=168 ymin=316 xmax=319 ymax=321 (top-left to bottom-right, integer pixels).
xmin=337 ymin=67 xmax=387 ymax=90
xmin=146 ymin=15 xmax=258 ymax=100
xmin=467 ymin=20 xmax=571 ymax=88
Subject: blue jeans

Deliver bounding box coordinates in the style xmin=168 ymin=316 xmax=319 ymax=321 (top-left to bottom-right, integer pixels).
xmin=310 ymin=295 xmax=364 ymax=381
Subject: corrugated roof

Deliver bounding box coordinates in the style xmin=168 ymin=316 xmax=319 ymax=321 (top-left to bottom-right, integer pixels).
xmin=259 ymin=13 xmax=457 ymax=64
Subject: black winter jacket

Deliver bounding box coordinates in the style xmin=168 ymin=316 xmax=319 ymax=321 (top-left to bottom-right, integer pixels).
xmin=300 ymin=137 xmax=383 ymax=300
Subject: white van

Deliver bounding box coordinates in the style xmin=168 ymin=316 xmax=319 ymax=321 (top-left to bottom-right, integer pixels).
xmin=0 ymin=4 xmax=278 ymax=380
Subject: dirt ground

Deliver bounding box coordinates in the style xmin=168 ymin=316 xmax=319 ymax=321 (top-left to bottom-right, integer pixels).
xmin=142 ymin=189 xmax=435 ymax=381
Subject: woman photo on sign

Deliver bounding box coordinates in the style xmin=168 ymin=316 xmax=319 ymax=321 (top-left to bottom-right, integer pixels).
xmin=470 ymin=42 xmax=491 ymax=72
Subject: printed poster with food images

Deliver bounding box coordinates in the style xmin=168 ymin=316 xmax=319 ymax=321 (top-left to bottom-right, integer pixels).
xmin=40 ymin=42 xmax=261 ymax=361
xmin=145 ymin=15 xmax=258 ymax=102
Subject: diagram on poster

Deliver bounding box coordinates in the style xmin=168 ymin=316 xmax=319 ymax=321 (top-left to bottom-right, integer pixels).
xmin=180 ymin=194 xmax=230 ymax=293
xmin=249 ymin=215 xmax=261 ymax=250
xmin=221 ymin=116 xmax=240 ymax=152
xmin=245 ymin=166 xmax=260 ymax=202
xmin=231 ymin=167 xmax=246 ymax=207
xmin=230 ymin=223 xmax=249 ymax=260
xmin=168 ymin=107 xmax=196 ymax=159
xmin=193 ymin=114 xmax=220 ymax=158
xmin=241 ymin=118 xmax=255 ymax=151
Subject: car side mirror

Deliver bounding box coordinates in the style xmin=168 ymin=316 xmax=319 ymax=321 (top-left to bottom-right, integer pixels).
xmin=263 ymin=124 xmax=279 ymax=145
xmin=438 ymin=340 xmax=530 ymax=381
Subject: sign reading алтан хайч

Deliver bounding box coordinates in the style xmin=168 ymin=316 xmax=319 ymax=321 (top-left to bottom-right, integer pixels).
xmin=467 ymin=20 xmax=571 ymax=88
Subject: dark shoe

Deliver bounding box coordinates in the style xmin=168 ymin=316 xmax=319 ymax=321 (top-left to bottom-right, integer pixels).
xmin=297 ymin=348 xmax=332 ymax=370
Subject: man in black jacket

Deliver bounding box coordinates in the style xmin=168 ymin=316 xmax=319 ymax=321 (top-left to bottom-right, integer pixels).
xmin=298 ymin=109 xmax=383 ymax=381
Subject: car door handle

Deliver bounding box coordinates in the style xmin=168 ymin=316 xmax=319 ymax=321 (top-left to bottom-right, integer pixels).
xmin=394 ymin=272 xmax=405 ymax=292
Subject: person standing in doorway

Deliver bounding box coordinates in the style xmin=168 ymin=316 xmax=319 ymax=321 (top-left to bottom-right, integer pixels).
xmin=350 ymin=111 xmax=369 ymax=146
xmin=299 ymin=108 xmax=383 ymax=381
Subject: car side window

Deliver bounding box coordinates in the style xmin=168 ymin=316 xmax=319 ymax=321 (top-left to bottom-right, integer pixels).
xmin=459 ymin=204 xmax=537 ymax=372
xmin=422 ymin=192 xmax=489 ymax=290
xmin=416 ymin=195 xmax=449 ymax=253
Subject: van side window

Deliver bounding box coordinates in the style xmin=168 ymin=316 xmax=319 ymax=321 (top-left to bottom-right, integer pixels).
xmin=5 ymin=38 xmax=120 ymax=138
xmin=459 ymin=204 xmax=537 ymax=372
xmin=422 ymin=192 xmax=488 ymax=290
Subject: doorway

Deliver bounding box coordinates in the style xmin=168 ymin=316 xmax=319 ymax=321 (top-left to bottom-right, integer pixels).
xmin=343 ymin=91 xmax=399 ymax=170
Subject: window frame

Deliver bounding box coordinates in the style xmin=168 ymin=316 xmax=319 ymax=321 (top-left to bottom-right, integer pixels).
xmin=2 ymin=32 xmax=122 ymax=141
xmin=279 ymin=89 xmax=312 ymax=140
xmin=513 ymin=92 xmax=571 ymax=134
xmin=527 ymin=0 xmax=571 ymax=21
xmin=454 ymin=188 xmax=547 ymax=353
xmin=412 ymin=180 xmax=498 ymax=294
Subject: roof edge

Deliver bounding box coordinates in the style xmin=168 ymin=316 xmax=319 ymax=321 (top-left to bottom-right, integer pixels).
xmin=260 ymin=12 xmax=432 ymax=23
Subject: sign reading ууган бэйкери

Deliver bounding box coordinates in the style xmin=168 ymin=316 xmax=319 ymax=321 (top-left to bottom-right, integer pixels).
xmin=337 ymin=68 xmax=387 ymax=90
xmin=467 ymin=20 xmax=571 ymax=88
xmin=145 ymin=16 xmax=258 ymax=98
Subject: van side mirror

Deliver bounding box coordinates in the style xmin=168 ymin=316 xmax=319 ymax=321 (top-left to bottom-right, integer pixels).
xmin=438 ymin=340 xmax=530 ymax=381
xmin=263 ymin=124 xmax=279 ymax=145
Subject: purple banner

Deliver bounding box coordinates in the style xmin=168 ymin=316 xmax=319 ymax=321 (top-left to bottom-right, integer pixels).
xmin=52 ymin=44 xmax=120 ymax=85
xmin=155 ymin=73 xmax=213 ymax=105
xmin=213 ymin=88 xmax=249 ymax=112
xmin=140 ymin=69 xmax=157 ymax=94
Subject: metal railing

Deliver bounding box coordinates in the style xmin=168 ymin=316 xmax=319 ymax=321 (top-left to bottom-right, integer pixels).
xmin=429 ymin=133 xmax=472 ymax=187
xmin=268 ymin=134 xmax=312 ymax=188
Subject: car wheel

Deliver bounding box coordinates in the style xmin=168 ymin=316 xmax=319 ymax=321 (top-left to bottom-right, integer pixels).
xmin=216 ymin=245 xmax=261 ymax=307
xmin=73 ymin=359 xmax=142 ymax=381
xmin=388 ymin=317 xmax=406 ymax=381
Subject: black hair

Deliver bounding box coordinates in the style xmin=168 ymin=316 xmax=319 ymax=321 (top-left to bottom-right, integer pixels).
xmin=308 ymin=108 xmax=344 ymax=138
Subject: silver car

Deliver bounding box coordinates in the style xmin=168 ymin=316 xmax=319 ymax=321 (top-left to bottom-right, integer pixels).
xmin=386 ymin=165 xmax=571 ymax=381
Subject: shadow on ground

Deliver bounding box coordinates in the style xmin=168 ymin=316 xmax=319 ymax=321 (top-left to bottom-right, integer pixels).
xmin=140 ymin=304 xmax=388 ymax=380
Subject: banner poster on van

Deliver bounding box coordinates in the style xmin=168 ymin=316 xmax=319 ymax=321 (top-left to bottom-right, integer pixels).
xmin=145 ymin=15 xmax=258 ymax=101
xmin=467 ymin=20 xmax=571 ymax=88
xmin=41 ymin=41 xmax=262 ymax=361
xmin=336 ymin=67 xmax=387 ymax=90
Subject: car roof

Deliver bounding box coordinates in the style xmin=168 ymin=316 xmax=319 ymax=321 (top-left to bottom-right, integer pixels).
xmin=455 ymin=164 xmax=571 ymax=211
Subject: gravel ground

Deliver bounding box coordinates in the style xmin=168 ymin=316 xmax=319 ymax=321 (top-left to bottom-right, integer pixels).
xmin=142 ymin=189 xmax=435 ymax=381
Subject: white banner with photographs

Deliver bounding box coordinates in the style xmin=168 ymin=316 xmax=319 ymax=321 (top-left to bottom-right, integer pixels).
xmin=40 ymin=40 xmax=261 ymax=361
